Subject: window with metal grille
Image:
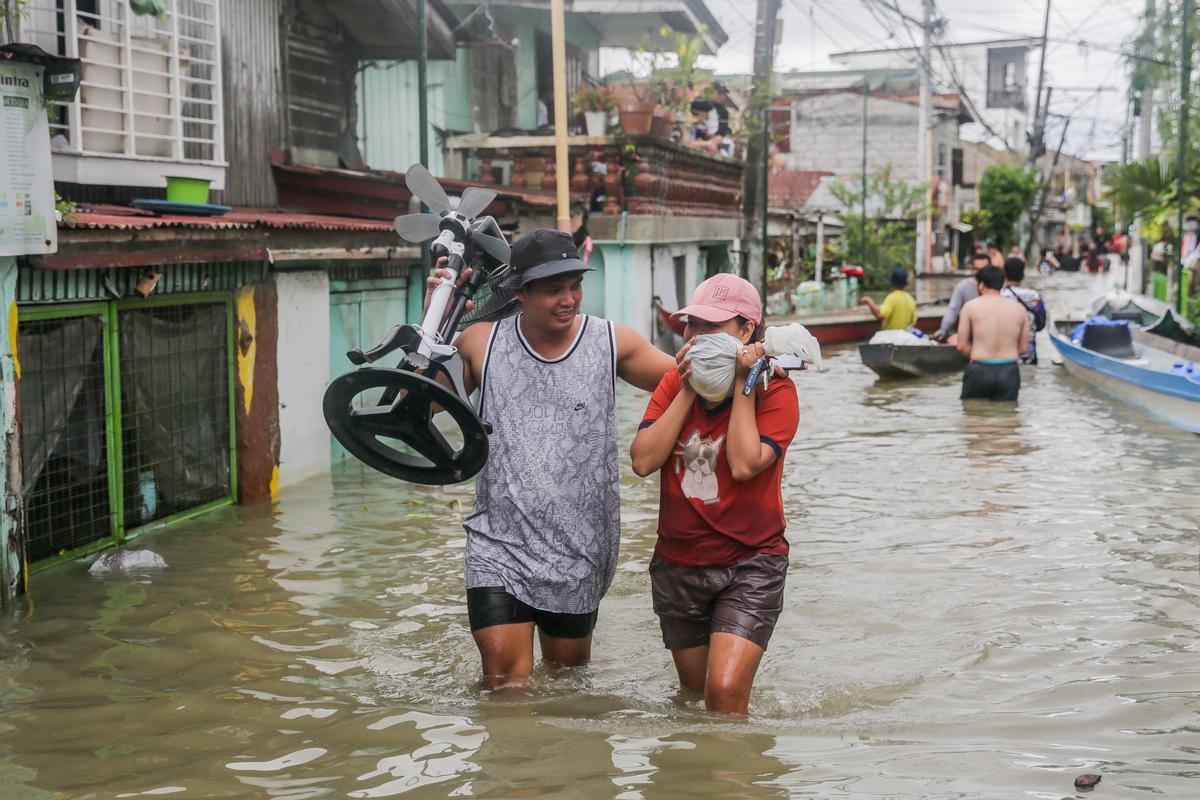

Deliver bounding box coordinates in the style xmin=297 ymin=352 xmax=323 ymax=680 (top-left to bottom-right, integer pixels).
xmin=118 ymin=302 xmax=231 ymax=527
xmin=19 ymin=0 xmax=224 ymax=179
xmin=18 ymin=311 xmax=114 ymax=562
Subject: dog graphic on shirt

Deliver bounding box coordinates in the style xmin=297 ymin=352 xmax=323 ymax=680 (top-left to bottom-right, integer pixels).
xmin=674 ymin=430 xmax=724 ymax=505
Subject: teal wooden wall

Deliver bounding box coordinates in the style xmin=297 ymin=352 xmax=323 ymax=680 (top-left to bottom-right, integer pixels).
xmin=357 ymin=5 xmax=601 ymax=169
xmin=357 ymin=53 xmax=473 ymax=175
xmin=328 ymin=273 xmax=420 ymax=464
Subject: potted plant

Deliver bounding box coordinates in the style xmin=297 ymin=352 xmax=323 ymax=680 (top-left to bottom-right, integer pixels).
xmin=574 ymin=84 xmax=617 ymax=137
xmin=638 ymin=26 xmax=708 ymax=139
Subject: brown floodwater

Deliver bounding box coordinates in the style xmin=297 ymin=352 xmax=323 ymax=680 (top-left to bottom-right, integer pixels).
xmin=1 ymin=272 xmax=1198 ymax=799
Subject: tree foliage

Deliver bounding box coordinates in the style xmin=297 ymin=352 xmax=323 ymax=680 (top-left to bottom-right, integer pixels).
xmin=1125 ymin=1 xmax=1200 ymax=154
xmin=976 ymin=164 xmax=1040 ymax=248
xmin=1102 ymin=158 xmax=1200 ymax=241
xmin=827 ymin=165 xmax=928 ymax=289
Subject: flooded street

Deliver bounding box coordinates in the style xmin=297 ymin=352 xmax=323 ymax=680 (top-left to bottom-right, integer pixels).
xmin=2 ymin=273 xmax=1198 ymax=799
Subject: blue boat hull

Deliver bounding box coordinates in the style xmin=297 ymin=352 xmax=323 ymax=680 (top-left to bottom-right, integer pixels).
xmin=1050 ymin=332 xmax=1200 ymax=433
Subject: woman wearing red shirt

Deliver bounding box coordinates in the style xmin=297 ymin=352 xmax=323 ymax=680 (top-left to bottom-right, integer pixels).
xmin=631 ymin=274 xmax=799 ymax=715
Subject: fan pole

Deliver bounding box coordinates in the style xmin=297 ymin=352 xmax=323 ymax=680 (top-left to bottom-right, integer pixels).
xmin=551 ymin=0 xmax=571 ymax=232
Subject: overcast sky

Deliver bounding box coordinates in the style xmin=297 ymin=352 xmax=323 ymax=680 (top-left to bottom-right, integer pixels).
xmin=669 ymin=0 xmax=1145 ymax=161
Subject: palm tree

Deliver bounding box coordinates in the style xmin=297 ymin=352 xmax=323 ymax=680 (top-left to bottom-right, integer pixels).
xmin=1104 ymin=159 xmax=1200 ymax=240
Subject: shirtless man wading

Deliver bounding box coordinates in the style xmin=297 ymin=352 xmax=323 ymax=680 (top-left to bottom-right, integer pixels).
xmin=424 ymin=228 xmax=675 ymax=689
xmin=956 ymin=264 xmax=1031 ymax=402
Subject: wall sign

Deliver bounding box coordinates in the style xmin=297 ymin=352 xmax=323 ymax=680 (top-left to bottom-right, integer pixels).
xmin=0 ymin=61 xmax=55 ymax=256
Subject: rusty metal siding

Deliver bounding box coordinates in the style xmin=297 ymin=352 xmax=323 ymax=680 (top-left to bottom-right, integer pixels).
xmin=282 ymin=9 xmax=357 ymax=169
xmin=220 ymin=0 xmax=286 ymax=207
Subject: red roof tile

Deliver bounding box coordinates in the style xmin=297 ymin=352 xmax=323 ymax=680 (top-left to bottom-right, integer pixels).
xmin=768 ymin=169 xmax=833 ymax=209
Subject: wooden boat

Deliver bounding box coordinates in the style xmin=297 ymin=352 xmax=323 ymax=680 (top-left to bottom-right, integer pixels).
xmin=773 ymin=307 xmax=944 ymax=345
xmin=1050 ymin=320 xmax=1200 ymax=434
xmin=858 ymin=342 xmax=968 ymax=378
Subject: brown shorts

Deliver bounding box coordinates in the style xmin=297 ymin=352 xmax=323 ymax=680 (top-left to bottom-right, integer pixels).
xmin=649 ymin=551 xmax=788 ymax=651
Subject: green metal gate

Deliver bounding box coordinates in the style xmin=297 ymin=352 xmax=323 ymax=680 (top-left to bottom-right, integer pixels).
xmin=18 ymin=294 xmax=236 ymax=569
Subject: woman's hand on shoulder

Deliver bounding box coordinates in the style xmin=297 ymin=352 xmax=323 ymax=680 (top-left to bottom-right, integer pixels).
xmin=734 ymin=341 xmax=766 ymax=381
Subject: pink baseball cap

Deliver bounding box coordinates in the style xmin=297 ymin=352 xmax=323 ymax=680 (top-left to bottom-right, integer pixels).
xmin=671 ymin=273 xmax=763 ymax=324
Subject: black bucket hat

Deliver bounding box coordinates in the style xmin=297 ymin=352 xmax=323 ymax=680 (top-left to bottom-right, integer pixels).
xmin=502 ymin=228 xmax=592 ymax=290
xmin=711 ymin=80 xmax=739 ymax=110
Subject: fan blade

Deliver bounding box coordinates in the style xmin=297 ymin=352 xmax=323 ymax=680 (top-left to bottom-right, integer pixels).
xmin=405 ymin=163 xmax=452 ymax=213
xmin=457 ymin=187 xmax=498 ymax=220
xmin=473 ymin=231 xmax=511 ymax=263
xmin=394 ymin=213 xmax=443 ymax=242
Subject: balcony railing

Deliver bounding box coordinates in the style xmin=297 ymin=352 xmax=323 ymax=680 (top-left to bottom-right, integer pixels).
xmin=20 ymin=0 xmax=225 ymax=186
xmin=444 ymin=134 xmax=743 ymax=218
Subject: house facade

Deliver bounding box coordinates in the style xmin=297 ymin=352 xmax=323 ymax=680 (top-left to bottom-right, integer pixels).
xmin=356 ymin=0 xmax=739 ymax=345
xmin=1 ymin=0 xmax=468 ymax=599
xmin=766 ymin=70 xmax=972 ymax=271
xmin=0 ymin=0 xmax=739 ymax=600
xmin=830 ymin=38 xmax=1036 ymax=154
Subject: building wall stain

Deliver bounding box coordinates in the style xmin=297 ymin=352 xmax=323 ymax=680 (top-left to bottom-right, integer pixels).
xmin=235 ymin=281 xmax=281 ymax=504
xmin=1 ymin=260 xmax=21 ymax=606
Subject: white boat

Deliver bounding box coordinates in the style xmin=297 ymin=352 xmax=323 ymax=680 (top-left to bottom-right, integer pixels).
xmin=1050 ymin=320 xmax=1200 ymax=434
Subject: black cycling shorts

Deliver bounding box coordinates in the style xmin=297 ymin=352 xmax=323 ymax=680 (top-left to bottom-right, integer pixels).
xmin=466 ymin=586 xmax=598 ymax=639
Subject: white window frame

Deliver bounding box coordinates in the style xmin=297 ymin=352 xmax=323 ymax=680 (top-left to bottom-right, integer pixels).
xmin=20 ymin=0 xmax=226 ymax=189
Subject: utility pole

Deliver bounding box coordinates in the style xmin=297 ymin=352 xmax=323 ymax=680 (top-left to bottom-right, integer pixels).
xmin=1022 ymin=0 xmax=1052 ymax=261
xmin=915 ymin=0 xmax=933 ymax=274
xmin=1138 ymin=0 xmax=1156 ymax=161
xmin=417 ymin=0 xmax=430 ymax=269
xmin=1025 ymin=86 xmax=1053 ymax=259
xmin=1028 ymin=0 xmax=1052 ymax=167
xmin=741 ymin=0 xmax=782 ymax=298
xmin=551 ymin=0 xmax=571 ymax=232
xmin=1121 ymin=92 xmax=1133 ymax=290
xmin=862 ymin=78 xmax=869 ymax=271
xmin=417 ymin=0 xmax=428 ymax=169
xmin=1029 ymin=115 xmax=1070 ymax=265
xmin=1133 ymin=0 xmax=1156 ymax=295
xmin=1174 ymin=0 xmax=1192 ymax=312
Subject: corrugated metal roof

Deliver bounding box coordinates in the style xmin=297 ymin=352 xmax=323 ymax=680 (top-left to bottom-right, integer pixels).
xmin=769 ymin=170 xmax=834 ymax=210
xmin=62 ymin=205 xmax=396 ymax=233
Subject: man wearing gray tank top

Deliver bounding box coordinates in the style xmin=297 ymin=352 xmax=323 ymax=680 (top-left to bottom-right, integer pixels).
xmin=424 ymin=229 xmax=675 ymax=689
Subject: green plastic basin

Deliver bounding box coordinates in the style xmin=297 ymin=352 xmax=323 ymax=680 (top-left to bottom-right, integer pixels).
xmin=166 ymin=176 xmax=211 ymax=205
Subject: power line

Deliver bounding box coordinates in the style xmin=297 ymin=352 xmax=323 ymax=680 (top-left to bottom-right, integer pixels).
xmin=808 ymin=0 xmax=899 ymax=54
xmin=947 ymin=19 xmax=1176 ymax=67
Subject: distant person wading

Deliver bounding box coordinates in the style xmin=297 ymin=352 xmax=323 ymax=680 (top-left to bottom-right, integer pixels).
xmin=956 ymin=265 xmax=1031 ymax=402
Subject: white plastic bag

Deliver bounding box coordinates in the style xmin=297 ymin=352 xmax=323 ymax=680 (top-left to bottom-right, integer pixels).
xmin=764 ymin=323 xmax=823 ymax=369
xmin=868 ymin=328 xmax=931 ymax=346
xmin=687 ymin=332 xmax=742 ymax=403
xmin=687 ymin=324 xmax=822 ymax=402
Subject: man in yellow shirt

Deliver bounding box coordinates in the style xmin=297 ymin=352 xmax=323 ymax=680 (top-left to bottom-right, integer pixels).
xmin=860 ymin=267 xmax=917 ymax=330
